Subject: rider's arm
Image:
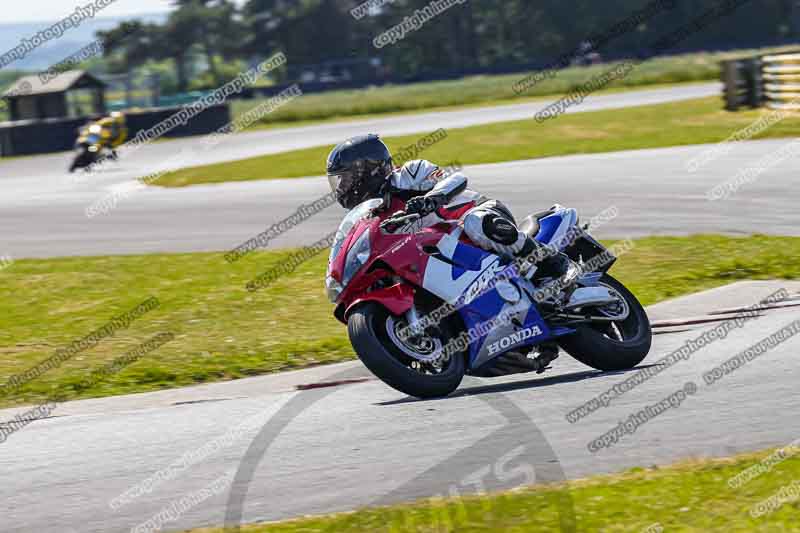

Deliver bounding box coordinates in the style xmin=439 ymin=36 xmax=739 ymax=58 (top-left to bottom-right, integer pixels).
xmin=406 ymin=170 xmax=467 ymax=215
xmin=427 ymin=171 xmax=467 ymax=203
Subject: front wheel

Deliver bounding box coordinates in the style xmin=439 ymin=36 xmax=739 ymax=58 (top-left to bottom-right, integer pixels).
xmin=558 ymin=274 xmax=651 ymax=371
xmin=348 ymin=303 xmax=465 ymax=398
xmin=68 ymin=153 xmax=83 ymax=173
xmin=69 ymin=149 xmax=94 ymax=173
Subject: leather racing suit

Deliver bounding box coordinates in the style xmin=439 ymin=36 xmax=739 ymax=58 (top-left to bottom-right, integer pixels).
xmin=390 ymin=159 xmax=532 ymax=258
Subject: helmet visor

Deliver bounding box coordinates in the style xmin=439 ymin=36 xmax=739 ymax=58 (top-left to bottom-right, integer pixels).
xmin=327 ymin=170 xmax=359 ymax=209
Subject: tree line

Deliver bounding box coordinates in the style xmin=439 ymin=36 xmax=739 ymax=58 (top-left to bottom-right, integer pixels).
xmin=98 ymin=0 xmax=799 ymax=92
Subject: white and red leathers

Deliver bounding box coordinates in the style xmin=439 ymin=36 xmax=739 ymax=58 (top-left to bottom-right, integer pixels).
xmin=391 ymin=160 xmax=530 ymax=257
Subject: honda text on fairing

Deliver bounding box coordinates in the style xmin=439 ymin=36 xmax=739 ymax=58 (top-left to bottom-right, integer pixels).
xmin=326 ymin=199 xmax=652 ymax=398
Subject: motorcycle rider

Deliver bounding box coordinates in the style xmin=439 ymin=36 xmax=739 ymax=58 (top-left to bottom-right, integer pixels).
xmin=94 ymin=111 xmax=128 ymax=159
xmin=327 ymin=134 xmax=569 ymax=279
xmin=327 ymin=134 xmax=570 ymax=368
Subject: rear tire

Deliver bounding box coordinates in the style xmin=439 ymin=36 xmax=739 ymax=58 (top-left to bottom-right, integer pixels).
xmin=558 ymin=274 xmax=651 ymax=371
xmin=348 ymin=303 xmax=465 ymax=398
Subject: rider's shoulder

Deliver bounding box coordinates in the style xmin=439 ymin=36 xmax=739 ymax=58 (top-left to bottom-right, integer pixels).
xmin=391 ymin=160 xmax=441 ymax=191
xmin=397 ymin=159 xmax=441 ymax=180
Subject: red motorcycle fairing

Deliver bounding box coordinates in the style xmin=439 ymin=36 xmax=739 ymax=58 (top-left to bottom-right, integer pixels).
xmin=331 ymin=196 xmax=480 ymax=323
xmin=337 ymin=282 xmax=416 ymax=324
xmin=329 ymin=196 xmax=408 ymax=286
xmin=332 ymin=235 xmax=450 ymax=324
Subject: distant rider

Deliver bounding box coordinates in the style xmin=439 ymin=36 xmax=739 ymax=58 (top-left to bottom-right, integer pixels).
xmin=94 ymin=111 xmax=128 ymax=159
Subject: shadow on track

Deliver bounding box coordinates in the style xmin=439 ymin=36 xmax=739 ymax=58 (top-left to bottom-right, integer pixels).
xmin=376 ymin=364 xmax=661 ymax=406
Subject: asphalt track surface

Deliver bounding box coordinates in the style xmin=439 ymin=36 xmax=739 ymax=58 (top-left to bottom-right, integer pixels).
xmin=1 ymin=137 xmax=798 ymax=259
xmin=1 ymin=281 xmax=799 ymax=533
xmin=0 ymin=83 xmax=740 ymax=260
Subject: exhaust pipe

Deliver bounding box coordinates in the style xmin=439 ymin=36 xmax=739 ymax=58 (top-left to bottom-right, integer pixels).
xmin=565 ymin=286 xmax=618 ymax=310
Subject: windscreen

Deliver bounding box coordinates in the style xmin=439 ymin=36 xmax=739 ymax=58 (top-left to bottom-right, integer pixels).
xmin=328 ymin=198 xmax=383 ymax=266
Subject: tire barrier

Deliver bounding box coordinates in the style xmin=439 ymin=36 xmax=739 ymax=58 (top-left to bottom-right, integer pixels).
xmin=761 ymin=52 xmax=800 ymax=110
xmin=721 ymin=51 xmax=800 ymax=111
xmin=721 ymin=57 xmax=763 ymax=111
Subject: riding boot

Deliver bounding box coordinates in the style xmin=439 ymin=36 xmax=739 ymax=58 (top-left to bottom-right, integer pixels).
xmin=534 ymin=342 xmax=560 ymax=373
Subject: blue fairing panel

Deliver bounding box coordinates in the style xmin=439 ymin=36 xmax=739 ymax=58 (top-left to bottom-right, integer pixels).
xmin=447 ymin=235 xmax=573 ymax=368
xmin=523 ymin=306 xmax=551 ymax=340
xmin=459 ymin=288 xmax=506 ymax=365
xmin=447 ymin=241 xmax=493 ymax=280
xmin=452 ymin=241 xmax=491 ymax=271
xmin=535 ymin=213 xmax=564 ymax=244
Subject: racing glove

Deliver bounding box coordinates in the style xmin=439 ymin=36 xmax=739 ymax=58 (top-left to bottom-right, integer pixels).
xmin=405 ymin=194 xmax=445 ymax=217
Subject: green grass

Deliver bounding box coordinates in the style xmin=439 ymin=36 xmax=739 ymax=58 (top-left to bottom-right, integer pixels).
xmin=154 ymin=96 xmax=800 ymax=187
xmin=0 ymin=235 xmax=798 ymax=408
xmin=229 ymin=47 xmax=781 ymax=128
xmin=220 ymin=80 xmax=697 ymax=134
xmin=185 ymin=447 xmax=800 ymax=532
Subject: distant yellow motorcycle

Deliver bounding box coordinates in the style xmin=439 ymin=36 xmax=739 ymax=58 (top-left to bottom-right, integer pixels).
xmin=69 ymin=112 xmax=128 ymax=173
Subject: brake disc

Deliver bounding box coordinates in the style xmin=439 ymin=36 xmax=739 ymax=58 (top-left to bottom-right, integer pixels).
xmin=385 ymin=316 xmax=444 ymax=363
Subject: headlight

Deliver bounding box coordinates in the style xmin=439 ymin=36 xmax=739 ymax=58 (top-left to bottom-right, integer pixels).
xmin=342 ymin=230 xmax=371 ymax=287
xmin=325 ymin=275 xmax=343 ymax=303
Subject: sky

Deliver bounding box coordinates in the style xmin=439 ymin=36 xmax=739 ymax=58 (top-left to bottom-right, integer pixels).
xmin=0 ymin=0 xmax=245 ymax=24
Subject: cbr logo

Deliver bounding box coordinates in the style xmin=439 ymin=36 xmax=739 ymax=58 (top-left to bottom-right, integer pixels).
xmin=488 ymin=326 xmax=544 ymax=355
xmin=462 ymin=260 xmax=503 ymax=305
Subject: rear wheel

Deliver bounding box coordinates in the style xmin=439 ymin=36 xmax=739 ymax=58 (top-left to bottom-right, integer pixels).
xmin=558 ymin=274 xmax=651 ymax=371
xmin=348 ymin=303 xmax=465 ymax=398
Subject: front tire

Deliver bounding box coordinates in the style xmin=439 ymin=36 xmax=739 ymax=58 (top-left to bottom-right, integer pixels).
xmin=558 ymin=274 xmax=651 ymax=371
xmin=69 ymin=154 xmax=83 ymax=173
xmin=348 ymin=303 xmax=465 ymax=398
xmin=69 ymin=149 xmax=93 ymax=173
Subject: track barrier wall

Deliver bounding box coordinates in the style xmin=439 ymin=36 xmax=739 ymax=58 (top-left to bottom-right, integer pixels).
xmin=0 ymin=103 xmax=230 ymax=157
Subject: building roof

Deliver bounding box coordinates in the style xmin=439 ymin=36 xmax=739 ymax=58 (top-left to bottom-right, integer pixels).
xmin=2 ymin=70 xmax=105 ymax=98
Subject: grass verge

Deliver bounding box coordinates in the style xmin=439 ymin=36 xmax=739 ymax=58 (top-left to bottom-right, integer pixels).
xmin=0 ymin=235 xmax=798 ymax=408
xmin=154 ymin=96 xmax=800 ymax=187
xmin=185 ymin=447 xmax=800 ymax=532
xmin=228 ymin=47 xmax=780 ymax=128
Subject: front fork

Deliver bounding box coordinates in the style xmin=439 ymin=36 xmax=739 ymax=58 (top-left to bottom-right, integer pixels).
xmin=405 ymin=305 xmax=423 ymax=332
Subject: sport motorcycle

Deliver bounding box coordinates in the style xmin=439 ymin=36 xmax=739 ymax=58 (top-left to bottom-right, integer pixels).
xmin=326 ymin=197 xmax=651 ymax=398
xmin=69 ymin=124 xmax=115 ymax=173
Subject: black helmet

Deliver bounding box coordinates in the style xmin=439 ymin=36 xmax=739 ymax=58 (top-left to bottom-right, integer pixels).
xmin=327 ymin=134 xmax=393 ymax=209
